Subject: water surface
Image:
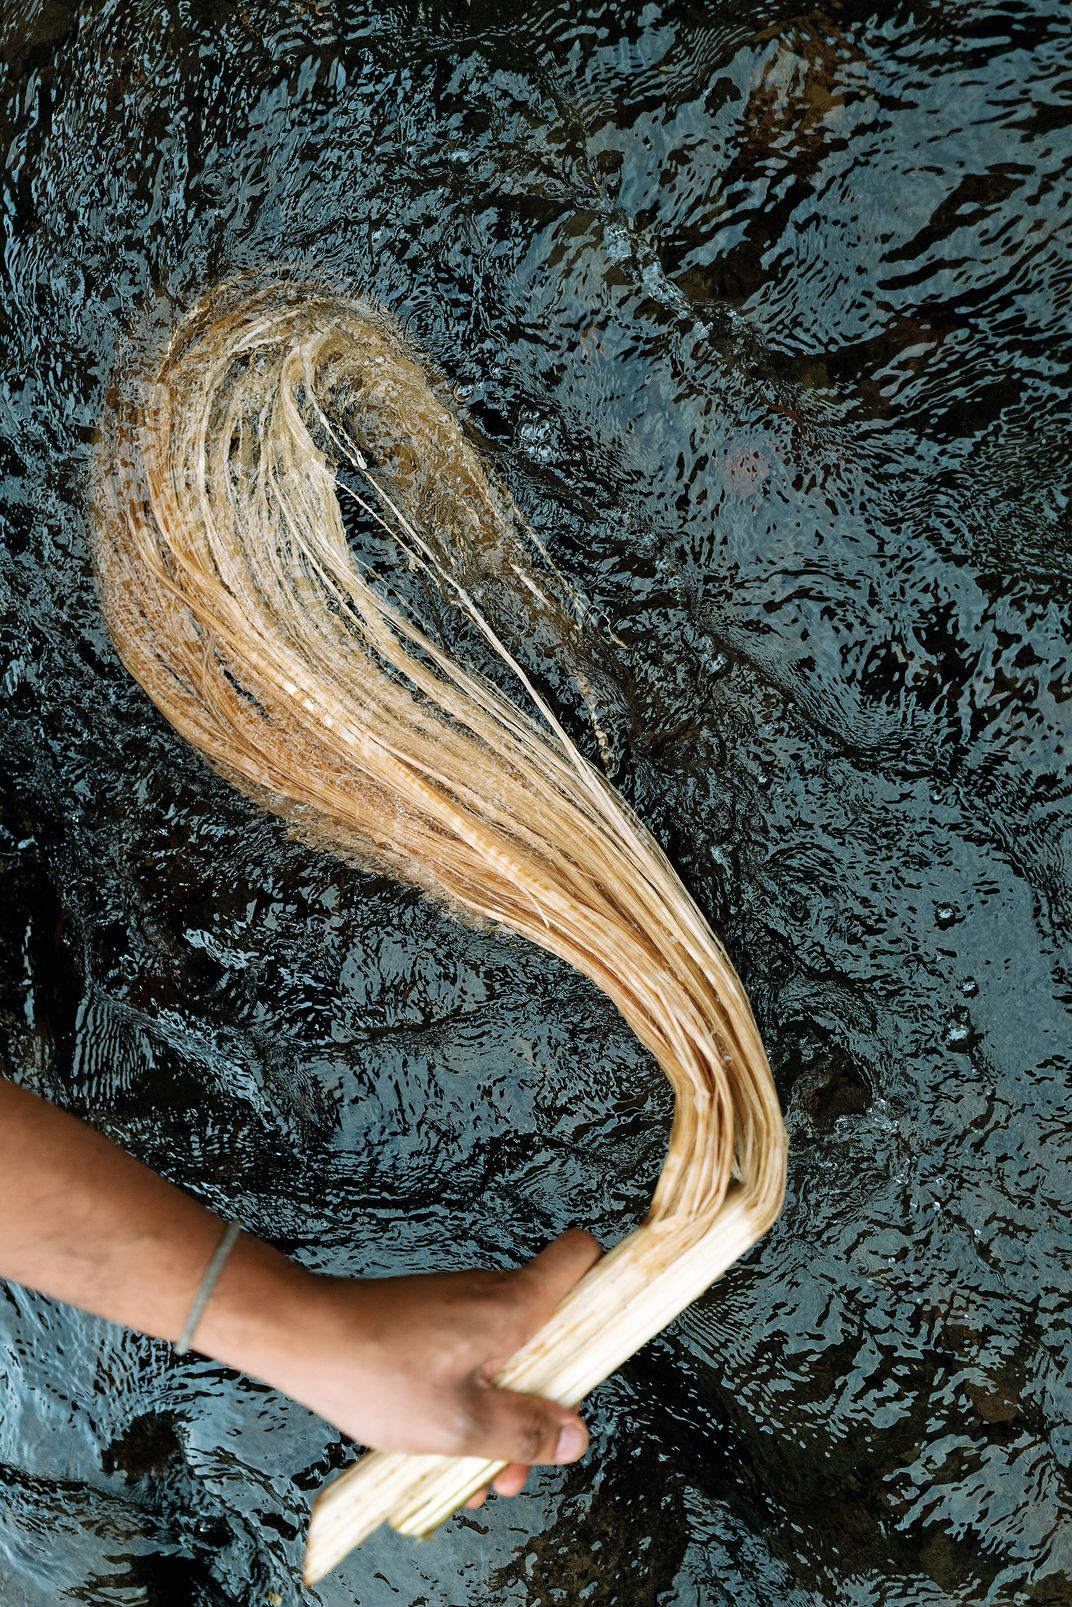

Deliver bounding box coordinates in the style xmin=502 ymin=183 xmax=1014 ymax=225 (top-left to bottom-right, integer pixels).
xmin=1 ymin=2 xmax=1070 ymax=1603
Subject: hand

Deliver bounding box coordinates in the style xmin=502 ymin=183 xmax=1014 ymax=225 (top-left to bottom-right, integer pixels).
xmin=254 ymin=1228 xmax=604 ymax=1506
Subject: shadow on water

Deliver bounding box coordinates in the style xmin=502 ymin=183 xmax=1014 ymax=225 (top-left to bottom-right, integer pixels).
xmin=1 ymin=1 xmax=1070 ymax=1603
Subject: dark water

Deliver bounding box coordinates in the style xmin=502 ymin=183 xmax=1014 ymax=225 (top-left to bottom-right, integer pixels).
xmin=1 ymin=2 xmax=1071 ymax=1603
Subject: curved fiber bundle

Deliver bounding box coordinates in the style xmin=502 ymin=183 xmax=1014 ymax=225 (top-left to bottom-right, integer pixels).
xmin=88 ymin=274 xmax=787 ymax=1581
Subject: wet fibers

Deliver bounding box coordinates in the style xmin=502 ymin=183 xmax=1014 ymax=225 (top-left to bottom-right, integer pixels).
xmin=1 ymin=3 xmax=1070 ymax=1604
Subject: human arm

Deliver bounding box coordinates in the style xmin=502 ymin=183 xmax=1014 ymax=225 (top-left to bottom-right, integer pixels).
xmin=0 ymin=1079 xmax=599 ymax=1498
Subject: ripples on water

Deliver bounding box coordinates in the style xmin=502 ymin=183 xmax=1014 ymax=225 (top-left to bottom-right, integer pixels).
xmin=1 ymin=2 xmax=1070 ymax=1603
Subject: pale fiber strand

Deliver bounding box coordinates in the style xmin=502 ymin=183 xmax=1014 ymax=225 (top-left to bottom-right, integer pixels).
xmin=87 ymin=274 xmax=787 ymax=1584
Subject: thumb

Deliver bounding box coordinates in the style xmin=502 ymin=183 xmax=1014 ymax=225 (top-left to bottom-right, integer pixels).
xmin=515 ymin=1227 xmax=604 ymax=1326
xmin=467 ymin=1384 xmax=589 ymax=1468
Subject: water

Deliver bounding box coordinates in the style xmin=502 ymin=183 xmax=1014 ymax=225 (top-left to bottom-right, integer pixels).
xmin=1 ymin=2 xmax=1070 ymax=1603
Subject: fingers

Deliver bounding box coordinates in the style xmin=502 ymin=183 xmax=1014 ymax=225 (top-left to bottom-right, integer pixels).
xmin=456 ymin=1230 xmax=602 ymax=1499
xmin=466 ymin=1382 xmax=589 ymax=1469
xmin=514 ymin=1227 xmax=604 ymax=1327
xmin=492 ymin=1462 xmax=530 ymax=1498
xmin=463 ymin=1464 xmax=529 ymax=1510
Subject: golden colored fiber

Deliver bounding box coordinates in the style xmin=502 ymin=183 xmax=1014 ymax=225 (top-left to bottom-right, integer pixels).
xmin=88 ymin=274 xmax=787 ymax=1582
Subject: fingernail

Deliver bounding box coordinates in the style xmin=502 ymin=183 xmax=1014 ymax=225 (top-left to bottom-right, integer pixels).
xmin=555 ymin=1421 xmax=586 ymax=1461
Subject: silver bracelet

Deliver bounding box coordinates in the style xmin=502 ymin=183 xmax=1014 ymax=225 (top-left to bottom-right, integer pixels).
xmin=174 ymin=1221 xmax=242 ymax=1356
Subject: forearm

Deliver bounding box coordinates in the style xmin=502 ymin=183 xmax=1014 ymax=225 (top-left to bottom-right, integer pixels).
xmin=0 ymin=1078 xmax=309 ymax=1376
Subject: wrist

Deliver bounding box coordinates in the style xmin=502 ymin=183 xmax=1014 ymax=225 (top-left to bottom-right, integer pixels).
xmin=192 ymin=1229 xmax=320 ymax=1389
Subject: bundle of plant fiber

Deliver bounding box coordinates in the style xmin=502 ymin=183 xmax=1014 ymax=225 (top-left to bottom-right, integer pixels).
xmin=88 ymin=274 xmax=787 ymax=1582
